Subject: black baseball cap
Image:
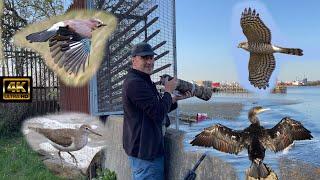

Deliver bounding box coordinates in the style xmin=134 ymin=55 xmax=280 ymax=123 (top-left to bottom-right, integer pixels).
xmin=131 ymin=42 xmax=157 ymax=56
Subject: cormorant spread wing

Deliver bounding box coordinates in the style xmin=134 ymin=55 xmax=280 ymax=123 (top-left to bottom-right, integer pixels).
xmin=190 ymin=124 xmax=249 ymax=154
xmin=261 ymin=117 xmax=313 ymax=152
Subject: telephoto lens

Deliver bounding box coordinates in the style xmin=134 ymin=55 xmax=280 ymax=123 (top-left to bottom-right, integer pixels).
xmin=160 ymin=74 xmax=213 ymax=101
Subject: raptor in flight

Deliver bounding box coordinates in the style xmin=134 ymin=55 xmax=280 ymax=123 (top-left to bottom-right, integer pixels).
xmin=238 ymin=8 xmax=303 ymax=89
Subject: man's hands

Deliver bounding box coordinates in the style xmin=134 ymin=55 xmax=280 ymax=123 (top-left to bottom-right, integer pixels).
xmin=172 ymin=91 xmax=193 ymax=104
xmin=164 ymin=77 xmax=178 ymax=94
xmin=163 ymin=77 xmax=193 ymax=103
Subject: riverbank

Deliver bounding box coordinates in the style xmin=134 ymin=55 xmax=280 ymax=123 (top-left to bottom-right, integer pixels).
xmin=178 ymin=102 xmax=244 ymax=120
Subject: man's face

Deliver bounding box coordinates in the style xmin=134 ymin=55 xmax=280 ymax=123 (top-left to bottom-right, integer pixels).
xmin=132 ymin=55 xmax=155 ymax=74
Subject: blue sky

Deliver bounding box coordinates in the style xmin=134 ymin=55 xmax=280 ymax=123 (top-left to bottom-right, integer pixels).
xmin=176 ymin=0 xmax=320 ymax=83
xmin=63 ymin=0 xmax=320 ymax=85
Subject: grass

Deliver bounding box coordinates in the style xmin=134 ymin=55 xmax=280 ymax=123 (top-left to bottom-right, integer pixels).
xmin=0 ymin=133 xmax=64 ymax=180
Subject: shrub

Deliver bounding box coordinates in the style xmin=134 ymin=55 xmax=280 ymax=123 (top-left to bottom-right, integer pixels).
xmin=0 ymin=103 xmax=34 ymax=137
xmin=93 ymin=168 xmax=117 ymax=180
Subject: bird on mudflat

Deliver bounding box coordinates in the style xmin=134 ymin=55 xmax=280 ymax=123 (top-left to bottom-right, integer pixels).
xmin=238 ymin=8 xmax=303 ymax=89
xmin=190 ymin=106 xmax=312 ymax=179
xmin=29 ymin=124 xmax=102 ymax=167
xmin=26 ymin=18 xmax=106 ymax=75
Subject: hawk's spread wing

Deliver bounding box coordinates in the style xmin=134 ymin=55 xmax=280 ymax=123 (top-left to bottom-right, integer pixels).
xmin=248 ymin=53 xmax=275 ymax=89
xmin=190 ymin=124 xmax=249 ymax=154
xmin=241 ymin=8 xmax=271 ymax=43
xmin=261 ymin=117 xmax=313 ymax=152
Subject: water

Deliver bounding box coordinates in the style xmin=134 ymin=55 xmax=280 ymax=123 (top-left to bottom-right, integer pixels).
xmin=174 ymin=86 xmax=320 ymax=179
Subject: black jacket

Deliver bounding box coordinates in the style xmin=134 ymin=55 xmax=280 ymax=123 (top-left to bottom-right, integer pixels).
xmin=122 ymin=68 xmax=177 ymax=160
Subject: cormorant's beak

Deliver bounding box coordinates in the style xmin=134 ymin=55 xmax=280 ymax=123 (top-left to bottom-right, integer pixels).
xmin=258 ymin=108 xmax=270 ymax=114
xmin=88 ymin=129 xmax=102 ymax=136
xmin=237 ymin=44 xmax=241 ymax=48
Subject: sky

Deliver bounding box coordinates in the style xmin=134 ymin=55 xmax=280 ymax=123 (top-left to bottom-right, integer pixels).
xmin=63 ymin=0 xmax=320 ymax=85
xmin=175 ymin=0 xmax=320 ymax=83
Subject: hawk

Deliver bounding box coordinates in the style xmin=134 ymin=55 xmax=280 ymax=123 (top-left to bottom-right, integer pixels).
xmin=238 ymin=8 xmax=303 ymax=89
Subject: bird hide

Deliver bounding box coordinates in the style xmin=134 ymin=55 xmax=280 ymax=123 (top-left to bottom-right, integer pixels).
xmin=13 ymin=10 xmax=117 ymax=86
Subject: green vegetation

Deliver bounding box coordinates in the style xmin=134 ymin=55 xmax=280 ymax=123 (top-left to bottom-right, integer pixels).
xmin=93 ymin=168 xmax=117 ymax=180
xmin=0 ymin=133 xmax=63 ymax=180
xmin=0 ymin=103 xmax=34 ymax=137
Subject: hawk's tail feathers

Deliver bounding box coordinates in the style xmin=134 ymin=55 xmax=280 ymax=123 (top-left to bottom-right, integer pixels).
xmin=279 ymin=47 xmax=303 ymax=56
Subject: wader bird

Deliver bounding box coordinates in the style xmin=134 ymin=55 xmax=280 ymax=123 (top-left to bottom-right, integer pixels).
xmin=238 ymin=8 xmax=303 ymax=89
xmin=29 ymin=124 xmax=102 ymax=167
xmin=191 ymin=106 xmax=312 ymax=179
xmin=26 ymin=18 xmax=106 ymax=75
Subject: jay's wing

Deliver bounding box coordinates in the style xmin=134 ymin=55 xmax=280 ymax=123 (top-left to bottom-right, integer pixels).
xmin=49 ymin=26 xmax=91 ymax=75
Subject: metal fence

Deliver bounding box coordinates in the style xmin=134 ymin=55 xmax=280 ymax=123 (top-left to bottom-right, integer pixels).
xmin=1 ymin=0 xmax=176 ymax=116
xmin=0 ymin=1 xmax=60 ymax=114
xmin=90 ymin=0 xmax=176 ymax=115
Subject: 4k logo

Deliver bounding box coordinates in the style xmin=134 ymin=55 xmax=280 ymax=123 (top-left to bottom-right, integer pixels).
xmin=0 ymin=77 xmax=32 ymax=102
xmin=7 ymin=82 xmax=27 ymax=92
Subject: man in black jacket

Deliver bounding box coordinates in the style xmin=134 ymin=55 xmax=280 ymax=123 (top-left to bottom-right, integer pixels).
xmin=122 ymin=42 xmax=192 ymax=179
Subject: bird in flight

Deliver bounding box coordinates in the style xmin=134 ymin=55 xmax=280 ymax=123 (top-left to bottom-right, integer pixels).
xmin=26 ymin=18 xmax=106 ymax=76
xmin=191 ymin=106 xmax=312 ymax=179
xmin=238 ymin=8 xmax=303 ymax=89
xmin=13 ymin=10 xmax=117 ymax=86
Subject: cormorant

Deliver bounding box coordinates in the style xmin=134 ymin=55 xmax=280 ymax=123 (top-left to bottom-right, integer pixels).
xmin=190 ymin=106 xmax=313 ymax=179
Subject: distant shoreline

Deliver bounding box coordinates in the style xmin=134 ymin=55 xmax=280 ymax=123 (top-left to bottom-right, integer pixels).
xmin=176 ymin=102 xmax=244 ymax=121
xmin=287 ymin=85 xmax=320 ymax=87
xmin=208 ymin=84 xmax=320 ymax=94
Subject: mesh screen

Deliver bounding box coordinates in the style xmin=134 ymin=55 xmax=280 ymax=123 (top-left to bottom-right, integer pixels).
xmin=95 ymin=0 xmax=176 ymax=114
